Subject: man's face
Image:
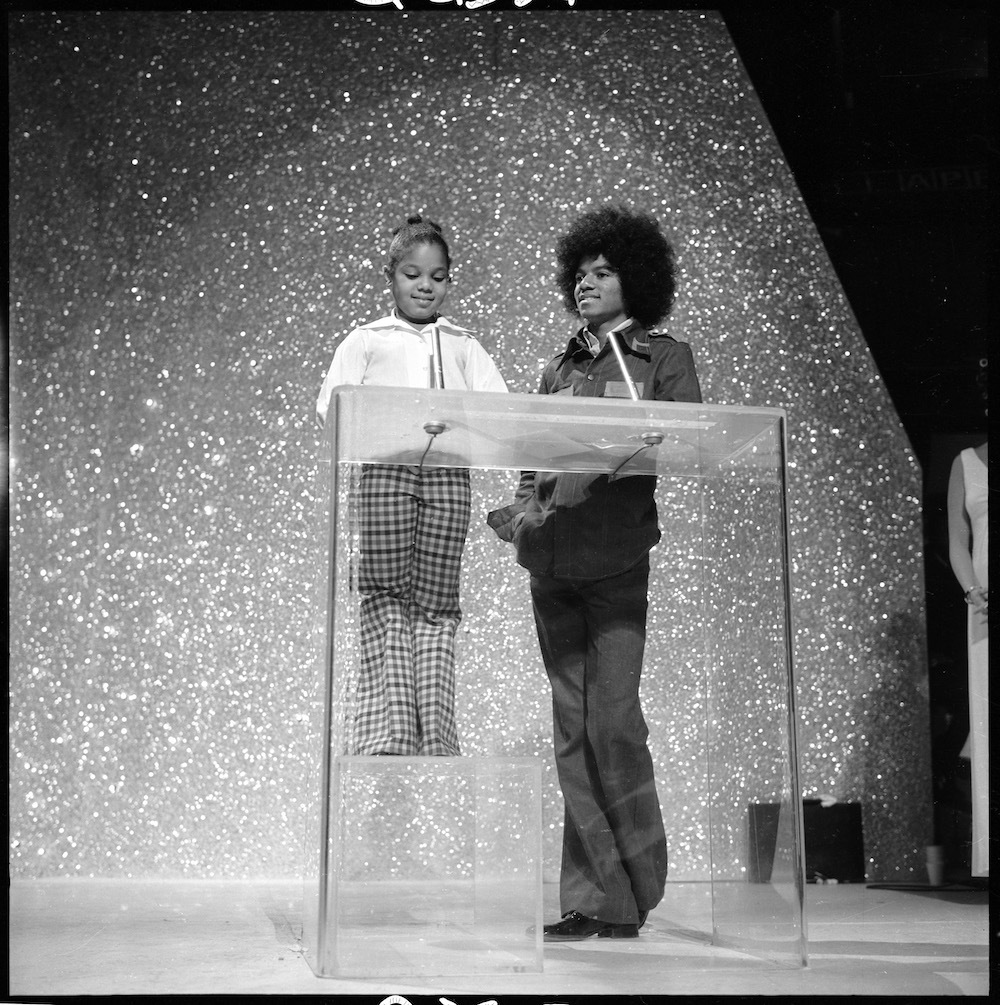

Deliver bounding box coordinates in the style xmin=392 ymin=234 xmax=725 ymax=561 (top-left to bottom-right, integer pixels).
xmin=575 ymin=254 xmax=627 ymax=334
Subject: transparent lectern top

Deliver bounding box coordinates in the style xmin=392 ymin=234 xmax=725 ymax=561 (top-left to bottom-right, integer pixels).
xmin=323 ymin=386 xmax=786 ymax=477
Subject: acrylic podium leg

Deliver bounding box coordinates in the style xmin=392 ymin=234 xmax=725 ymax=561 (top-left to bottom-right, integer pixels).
xmin=304 ymin=755 xmax=543 ymax=979
xmin=703 ymin=417 xmax=808 ymax=967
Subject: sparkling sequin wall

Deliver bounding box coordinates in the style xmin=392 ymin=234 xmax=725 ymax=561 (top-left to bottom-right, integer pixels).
xmin=8 ymin=10 xmax=930 ymax=880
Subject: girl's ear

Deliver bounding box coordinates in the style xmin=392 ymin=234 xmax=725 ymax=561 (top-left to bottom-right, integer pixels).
xmin=383 ymin=265 xmax=392 ymax=283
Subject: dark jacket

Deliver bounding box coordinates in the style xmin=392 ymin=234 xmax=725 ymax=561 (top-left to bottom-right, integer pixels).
xmin=488 ymin=320 xmax=702 ymax=580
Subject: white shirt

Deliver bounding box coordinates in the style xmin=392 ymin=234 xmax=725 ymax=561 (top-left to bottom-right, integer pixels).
xmin=316 ymin=310 xmax=507 ymax=424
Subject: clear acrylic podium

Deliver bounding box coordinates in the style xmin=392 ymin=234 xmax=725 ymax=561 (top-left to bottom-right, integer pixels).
xmin=303 ymin=386 xmax=807 ymax=977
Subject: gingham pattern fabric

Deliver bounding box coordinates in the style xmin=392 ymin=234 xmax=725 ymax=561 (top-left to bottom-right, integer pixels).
xmin=351 ymin=464 xmax=470 ymax=755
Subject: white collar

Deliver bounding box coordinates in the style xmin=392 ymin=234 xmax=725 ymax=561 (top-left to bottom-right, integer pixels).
xmin=583 ymin=316 xmax=635 ymax=350
xmin=391 ymin=307 xmax=439 ymax=332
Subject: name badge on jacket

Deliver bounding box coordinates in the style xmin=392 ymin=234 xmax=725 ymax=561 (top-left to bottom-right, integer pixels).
xmin=603 ymin=380 xmax=644 ymax=398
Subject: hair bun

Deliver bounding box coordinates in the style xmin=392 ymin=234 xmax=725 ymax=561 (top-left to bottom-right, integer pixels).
xmin=403 ymin=213 xmax=442 ymax=234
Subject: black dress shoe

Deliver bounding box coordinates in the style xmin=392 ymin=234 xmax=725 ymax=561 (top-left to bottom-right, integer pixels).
xmin=543 ymin=911 xmax=609 ymax=941
xmin=542 ymin=911 xmax=639 ymax=942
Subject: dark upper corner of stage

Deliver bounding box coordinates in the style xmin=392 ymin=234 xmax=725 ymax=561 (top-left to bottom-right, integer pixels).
xmin=720 ymin=3 xmax=990 ymax=471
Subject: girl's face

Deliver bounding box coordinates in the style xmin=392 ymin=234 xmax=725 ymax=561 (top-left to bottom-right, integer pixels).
xmin=385 ymin=241 xmax=450 ymax=324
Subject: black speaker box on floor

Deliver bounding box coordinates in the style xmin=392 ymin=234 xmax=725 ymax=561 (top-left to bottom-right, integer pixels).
xmin=747 ymin=799 xmax=865 ymax=883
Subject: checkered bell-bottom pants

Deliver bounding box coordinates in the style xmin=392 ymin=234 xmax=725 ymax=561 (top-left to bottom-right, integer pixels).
xmin=352 ymin=464 xmax=471 ymax=756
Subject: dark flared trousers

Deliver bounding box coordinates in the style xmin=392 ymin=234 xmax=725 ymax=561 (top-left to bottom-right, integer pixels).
xmin=530 ymin=555 xmax=667 ymax=924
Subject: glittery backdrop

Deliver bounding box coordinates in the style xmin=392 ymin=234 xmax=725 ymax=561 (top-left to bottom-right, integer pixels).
xmin=8 ymin=9 xmax=930 ymax=881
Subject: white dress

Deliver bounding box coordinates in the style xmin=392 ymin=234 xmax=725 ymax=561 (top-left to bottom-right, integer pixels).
xmin=960 ymin=447 xmax=988 ymax=877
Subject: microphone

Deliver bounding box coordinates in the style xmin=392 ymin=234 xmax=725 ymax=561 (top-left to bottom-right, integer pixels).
xmin=430 ymin=323 xmax=445 ymax=389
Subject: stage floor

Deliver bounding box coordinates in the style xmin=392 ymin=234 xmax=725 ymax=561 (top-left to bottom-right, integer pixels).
xmin=7 ymin=877 xmax=990 ymax=998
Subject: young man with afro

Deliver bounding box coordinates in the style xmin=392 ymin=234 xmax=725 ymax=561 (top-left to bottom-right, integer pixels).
xmin=488 ymin=203 xmax=702 ymax=941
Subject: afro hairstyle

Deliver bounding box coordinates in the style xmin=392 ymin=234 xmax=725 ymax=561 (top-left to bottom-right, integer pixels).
xmin=554 ymin=204 xmax=677 ymax=329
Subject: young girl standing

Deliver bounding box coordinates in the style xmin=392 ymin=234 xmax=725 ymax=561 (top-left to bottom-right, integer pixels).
xmin=317 ymin=215 xmax=507 ymax=755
